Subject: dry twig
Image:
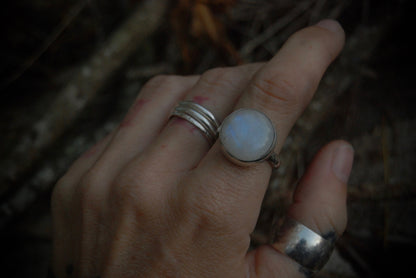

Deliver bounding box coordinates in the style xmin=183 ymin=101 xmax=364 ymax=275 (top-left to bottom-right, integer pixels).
xmin=0 ymin=0 xmax=169 ymax=227
xmin=240 ymin=1 xmax=314 ymax=58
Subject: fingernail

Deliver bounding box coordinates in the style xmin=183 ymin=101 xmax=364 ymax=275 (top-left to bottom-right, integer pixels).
xmin=331 ymin=143 xmax=354 ymax=183
xmin=316 ymin=19 xmax=342 ymax=33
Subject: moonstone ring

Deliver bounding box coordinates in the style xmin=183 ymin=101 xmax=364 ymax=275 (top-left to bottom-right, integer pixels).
xmin=219 ymin=108 xmax=280 ymax=168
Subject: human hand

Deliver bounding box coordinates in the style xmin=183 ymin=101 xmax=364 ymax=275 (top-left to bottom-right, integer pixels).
xmin=51 ymin=19 xmax=353 ymax=277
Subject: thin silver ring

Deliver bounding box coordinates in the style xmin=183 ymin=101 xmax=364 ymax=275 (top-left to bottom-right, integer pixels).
xmin=272 ymin=217 xmax=336 ymax=273
xmin=171 ymin=101 xmax=220 ymax=145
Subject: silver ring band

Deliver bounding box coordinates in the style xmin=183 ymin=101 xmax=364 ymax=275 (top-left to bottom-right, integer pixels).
xmin=171 ymin=101 xmax=220 ymax=145
xmin=272 ymin=217 xmax=336 ymax=273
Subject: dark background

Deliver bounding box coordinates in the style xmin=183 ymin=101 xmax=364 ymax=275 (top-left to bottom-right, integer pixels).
xmin=0 ymin=0 xmax=415 ymax=277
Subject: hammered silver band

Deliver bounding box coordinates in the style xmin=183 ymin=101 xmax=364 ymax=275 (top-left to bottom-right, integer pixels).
xmin=272 ymin=217 xmax=336 ymax=273
xmin=171 ymin=101 xmax=220 ymax=145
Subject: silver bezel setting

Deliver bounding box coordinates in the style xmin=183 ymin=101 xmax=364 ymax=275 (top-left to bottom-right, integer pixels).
xmin=219 ymin=108 xmax=279 ymax=168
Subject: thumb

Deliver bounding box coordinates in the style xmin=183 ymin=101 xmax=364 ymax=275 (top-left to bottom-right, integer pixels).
xmin=288 ymin=140 xmax=353 ymax=236
xmin=246 ymin=140 xmax=354 ymax=277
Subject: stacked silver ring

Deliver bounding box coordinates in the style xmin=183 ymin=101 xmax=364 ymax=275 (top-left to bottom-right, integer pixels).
xmin=171 ymin=101 xmax=220 ymax=145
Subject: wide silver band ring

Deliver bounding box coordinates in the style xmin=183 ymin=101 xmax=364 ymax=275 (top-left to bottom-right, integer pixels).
xmin=272 ymin=217 xmax=336 ymax=273
xmin=171 ymin=101 xmax=220 ymax=145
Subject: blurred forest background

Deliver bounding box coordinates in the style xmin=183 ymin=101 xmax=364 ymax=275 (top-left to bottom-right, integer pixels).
xmin=0 ymin=0 xmax=415 ymax=277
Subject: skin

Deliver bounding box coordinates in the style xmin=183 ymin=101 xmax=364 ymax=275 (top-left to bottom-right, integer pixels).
xmin=51 ymin=19 xmax=354 ymax=278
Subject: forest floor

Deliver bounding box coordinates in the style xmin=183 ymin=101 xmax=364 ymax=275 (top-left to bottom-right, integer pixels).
xmin=0 ymin=0 xmax=415 ymax=277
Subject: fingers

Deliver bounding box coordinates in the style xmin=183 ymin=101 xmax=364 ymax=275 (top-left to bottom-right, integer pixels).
xmin=101 ymin=64 xmax=265 ymax=231
xmin=190 ymin=20 xmax=346 ymax=233
xmin=246 ymin=140 xmax=354 ymax=278
xmin=142 ymin=63 xmax=264 ymax=173
xmin=51 ymin=75 xmax=199 ymax=277
xmin=51 ymin=131 xmax=116 ymax=276
xmin=56 ymin=75 xmax=199 ymax=190
xmin=81 ymin=75 xmax=199 ymax=185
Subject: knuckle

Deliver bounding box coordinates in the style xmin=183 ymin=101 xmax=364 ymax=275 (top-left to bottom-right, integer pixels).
xmin=251 ymin=75 xmax=302 ymax=111
xmin=78 ymin=168 xmax=102 ymax=192
xmin=189 ymin=194 xmax=237 ymax=235
xmin=325 ymin=203 xmax=347 ymax=235
xmin=142 ymin=74 xmax=198 ymax=99
xmin=145 ymin=74 xmax=170 ymax=86
xmin=111 ymin=172 xmax=142 ymax=207
xmin=200 ymin=67 xmax=240 ymax=92
xmin=111 ymin=163 xmax=163 ymax=217
xmin=313 ymin=201 xmax=345 ymax=236
xmin=77 ymin=169 xmax=106 ymax=212
xmin=289 ymin=199 xmax=347 ymax=240
xmin=143 ymin=75 xmax=179 ymax=92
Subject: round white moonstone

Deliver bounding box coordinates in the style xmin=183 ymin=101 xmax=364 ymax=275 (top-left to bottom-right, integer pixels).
xmin=219 ymin=109 xmax=275 ymax=163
